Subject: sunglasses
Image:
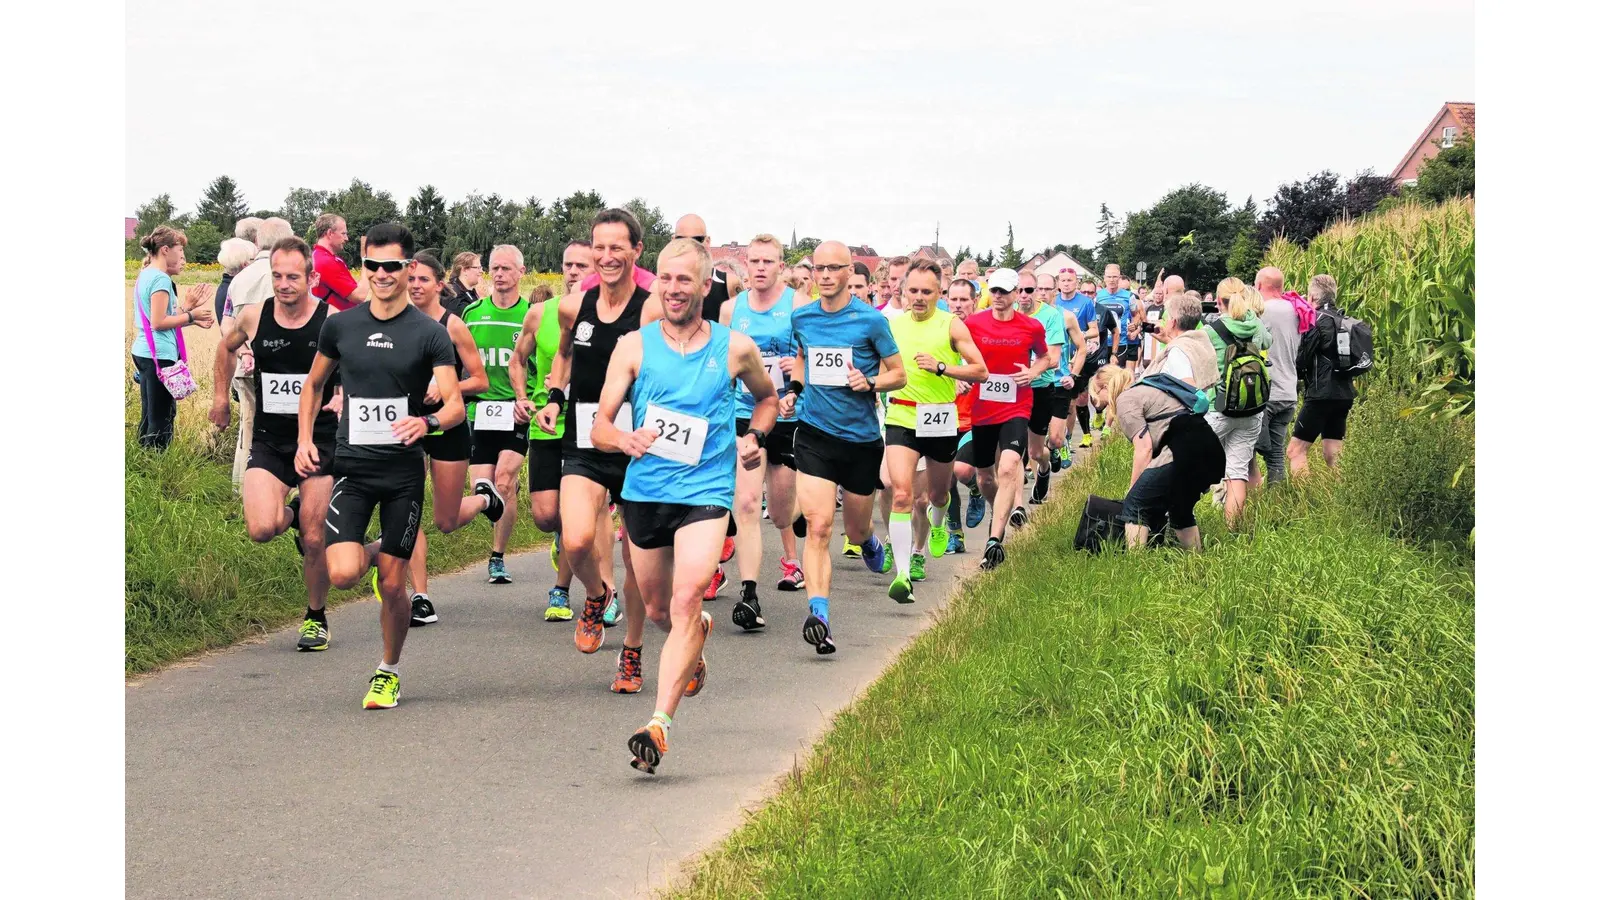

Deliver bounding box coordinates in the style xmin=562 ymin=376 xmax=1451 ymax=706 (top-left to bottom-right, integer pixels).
xmin=990 ymin=288 xmax=1012 ymax=297
xmin=1020 ymin=287 xmax=1036 ymax=294
xmin=814 ymin=264 xmax=850 ymax=274
xmin=362 ymin=257 xmax=412 ymax=274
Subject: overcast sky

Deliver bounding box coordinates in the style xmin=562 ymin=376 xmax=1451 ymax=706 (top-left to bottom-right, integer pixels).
xmin=126 ymin=0 xmax=1473 ymax=259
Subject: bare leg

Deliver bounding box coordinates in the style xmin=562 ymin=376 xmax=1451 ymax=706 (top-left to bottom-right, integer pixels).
xmin=1287 ymin=437 xmax=1312 ymax=478
xmin=407 ymin=530 xmax=429 ymax=597
xmin=767 ymin=463 xmax=800 ymax=561
xmin=733 ymin=450 xmax=768 ymax=582
xmin=375 ymin=553 xmax=411 ymax=665
xmin=559 ymin=475 xmax=611 ymax=600
xmin=652 ymin=516 xmax=724 ymax=719
xmin=797 ymin=473 xmax=838 ymax=599
xmin=489 ymin=452 xmax=524 ymax=553
xmin=296 ymin=475 xmax=333 ymax=611
xmin=240 ymin=469 xmax=293 ymax=543
xmin=1224 ymin=480 xmax=1248 ymax=530
xmin=431 ymin=459 xmax=485 ymax=532
xmin=1323 ymin=438 xmax=1344 ymax=470
xmin=989 ymin=449 xmax=1025 ymax=542
xmin=911 ymin=467 xmax=931 ymax=552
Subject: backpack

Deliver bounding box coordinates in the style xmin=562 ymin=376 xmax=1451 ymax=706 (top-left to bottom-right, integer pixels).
xmin=1326 ymin=310 xmax=1375 ymax=377
xmin=1137 ymin=372 xmax=1210 ymax=416
xmin=1283 ymin=290 xmax=1316 ymax=334
xmin=1211 ymin=323 xmax=1271 ymax=417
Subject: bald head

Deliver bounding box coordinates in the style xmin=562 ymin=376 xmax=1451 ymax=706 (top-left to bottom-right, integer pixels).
xmin=1255 ymin=266 xmax=1284 ymax=298
xmin=1162 ymin=275 xmax=1185 ymax=296
xmin=813 ymin=241 xmax=852 ymax=302
xmin=673 ymin=214 xmax=708 ymax=243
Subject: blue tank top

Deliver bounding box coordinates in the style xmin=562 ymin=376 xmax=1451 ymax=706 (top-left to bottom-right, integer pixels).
xmin=729 ymin=287 xmax=797 ymax=421
xmin=621 ymin=322 xmax=737 ymax=509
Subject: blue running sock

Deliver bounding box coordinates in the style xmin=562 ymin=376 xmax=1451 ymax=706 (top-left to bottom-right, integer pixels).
xmin=809 ymin=596 xmax=830 ymax=619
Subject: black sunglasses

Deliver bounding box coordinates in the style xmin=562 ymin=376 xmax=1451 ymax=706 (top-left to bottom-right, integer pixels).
xmin=362 ymin=257 xmax=412 ymax=274
xmin=1020 ymin=287 xmax=1036 ymax=294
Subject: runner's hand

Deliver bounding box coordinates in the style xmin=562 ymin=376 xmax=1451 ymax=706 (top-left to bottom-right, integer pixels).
xmin=846 ymin=363 xmax=872 ymax=392
xmin=737 ymin=434 xmax=761 ymax=470
xmin=208 ymin=398 xmax=230 ymax=430
xmin=294 ymin=441 xmax=321 ymax=478
xmin=322 ymin=387 xmax=341 ymax=416
xmin=619 ymin=428 xmax=658 ymax=459
xmin=1058 ymin=374 xmax=1075 ymax=391
xmin=424 ymin=379 xmax=440 ymax=406
xmin=1009 ymin=363 xmax=1032 ymax=385
xmin=182 ymin=284 xmax=214 ymax=311
xmin=392 ymin=416 xmax=429 ymax=446
xmin=778 ymin=392 xmax=797 ymax=418
xmin=536 ymin=402 xmax=560 ymax=434
xmin=778 ymin=356 xmax=795 ymax=375
xmin=956 ymin=380 xmax=972 ymax=396
xmin=915 ymin=352 xmax=941 ymax=373
xmin=514 ymin=398 xmax=536 ymax=424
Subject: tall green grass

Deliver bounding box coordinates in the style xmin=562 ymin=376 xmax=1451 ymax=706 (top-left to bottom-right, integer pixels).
xmin=673 ymin=418 xmax=1474 ymax=897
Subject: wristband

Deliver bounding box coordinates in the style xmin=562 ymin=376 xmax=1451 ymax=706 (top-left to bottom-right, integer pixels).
xmin=787 ymin=382 xmax=804 ymax=397
xmin=748 ymin=428 xmax=768 ymax=449
xmin=546 ymin=387 xmax=566 ymax=408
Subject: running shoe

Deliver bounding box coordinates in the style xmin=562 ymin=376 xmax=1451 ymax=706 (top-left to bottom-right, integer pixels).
xmin=549 ymin=533 xmax=561 ymax=573
xmin=909 ymin=552 xmax=927 ymax=583
xmin=296 ymin=617 xmax=329 ymax=651
xmin=1060 ymin=452 xmax=1072 ymax=472
xmin=861 ymin=535 xmax=887 ymax=574
xmin=1030 ymin=467 xmax=1050 ymax=505
xmin=803 ymin=602 xmax=836 ymax=655
xmin=704 ymin=567 xmax=725 ymax=601
xmin=980 ymin=537 xmax=1006 ymax=571
xmin=1091 ymin=412 xmax=1104 ymax=432
xmin=544 ymin=586 xmax=573 ymax=622
xmin=720 ymin=536 xmax=736 ymax=564
xmin=370 ymin=568 xmax=381 ymax=598
xmin=488 ymin=556 xmax=511 ymax=584
xmin=1010 ymin=505 xmax=1029 ymax=529
xmin=880 ymin=543 xmax=896 ymax=576
xmin=409 ymin=593 xmax=438 ymax=626
xmin=611 ymin=644 xmax=643 ymax=694
xmin=684 ymin=611 xmax=712 ymax=697
xmin=732 ymin=585 xmax=766 ymax=631
xmin=363 ymin=669 xmax=399 ymax=710
xmin=949 ymin=531 xmax=966 ymax=554
xmin=474 ymin=478 xmax=506 ymax=523
xmin=628 ymin=720 xmax=668 ymax=775
xmin=842 ymin=541 xmax=862 ymax=559
xmin=1050 ymin=447 xmax=1062 ymax=473
xmin=777 ymin=557 xmax=805 ymax=592
xmin=965 ymin=486 xmax=986 ymax=529
xmin=888 ymin=573 xmax=915 ymax=604
xmin=1100 ymin=426 xmax=1112 ymax=439
xmin=287 ymin=494 xmax=304 ymax=557
xmin=1079 ymin=432 xmax=1094 ymax=449
xmin=929 ymin=522 xmax=948 ymax=559
xmin=575 ymin=591 xmax=607 ymax=653
xmin=601 ymin=587 xmax=623 ymax=627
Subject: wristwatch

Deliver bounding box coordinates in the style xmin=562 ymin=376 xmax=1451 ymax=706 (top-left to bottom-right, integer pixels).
xmin=936 ymin=362 xmax=947 ymax=377
xmin=866 ymin=375 xmax=877 ymax=391
xmin=423 ymin=414 xmax=441 ymax=431
xmin=748 ymin=428 xmax=768 ymax=449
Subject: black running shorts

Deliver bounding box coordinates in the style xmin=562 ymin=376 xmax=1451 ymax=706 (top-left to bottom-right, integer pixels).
xmin=247 ymin=436 xmax=333 ymax=485
xmin=883 ymin=424 xmax=959 ymax=464
xmin=1292 ymin=398 xmax=1355 ymax=442
xmin=325 ymin=459 xmax=427 ymax=560
xmin=1051 ymin=380 xmax=1077 ymax=417
xmin=526 ymin=439 xmax=563 ymax=494
xmin=422 ymin=422 xmax=471 ymax=463
xmin=562 ymin=447 xmax=628 ymax=500
xmin=623 ymin=502 xmax=730 ymax=550
xmin=736 ymin=418 xmax=797 ymax=470
xmin=470 ymin=419 xmax=530 ymax=466
xmin=792 ymin=421 xmax=884 ymax=497
xmin=969 ymin=418 xmax=1030 ymax=469
xmin=1027 ymin=385 xmax=1056 ymax=436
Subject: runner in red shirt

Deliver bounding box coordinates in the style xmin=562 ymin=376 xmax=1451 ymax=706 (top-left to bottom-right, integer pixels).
xmin=310 ymin=213 xmax=367 ymax=311
xmin=960 ymin=268 xmax=1050 ymax=570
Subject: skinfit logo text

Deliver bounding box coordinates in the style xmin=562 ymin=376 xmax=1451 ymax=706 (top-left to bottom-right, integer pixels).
xmin=366 ymin=332 xmax=394 ymax=349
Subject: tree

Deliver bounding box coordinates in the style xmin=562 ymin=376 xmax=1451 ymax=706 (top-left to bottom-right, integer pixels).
xmin=1226 ymin=229 xmax=1263 ymax=280
xmin=1111 ymin=184 xmax=1240 ymax=291
xmin=1343 ymin=169 xmax=1400 ymax=219
xmin=785 ymin=237 xmax=820 ymax=265
xmin=1416 ymin=133 xmax=1474 ymax=203
xmin=1062 ymin=243 xmax=1097 ymax=272
xmin=976 ymin=248 xmax=996 ymax=268
xmin=1094 ymin=203 xmax=1120 ymax=265
xmin=185 ymin=220 xmax=224 ymax=265
xmin=405 ymin=185 xmax=449 ymax=254
xmin=952 ymin=246 xmax=973 ymax=266
xmin=323 ymin=179 xmax=401 ymax=266
xmin=282 ymin=187 xmax=331 ymax=238
xmin=999 ymin=222 xmax=1024 ymax=269
xmin=133 ymin=193 xmax=185 ymax=241
xmin=195 ymin=175 xmax=249 ymax=234
xmin=1259 ymin=170 xmax=1343 ymax=248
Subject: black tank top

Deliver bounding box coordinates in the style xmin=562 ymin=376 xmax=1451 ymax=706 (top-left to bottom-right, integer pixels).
xmin=564 ymin=284 xmax=650 ymax=446
xmin=420 ymin=307 xmax=465 ymax=415
xmin=702 ymin=270 xmax=731 ymax=325
xmin=253 ymin=298 xmax=337 ymax=446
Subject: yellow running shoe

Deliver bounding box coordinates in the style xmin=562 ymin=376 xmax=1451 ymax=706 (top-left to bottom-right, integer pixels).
xmin=842 ymin=540 xmax=862 ymax=559
xmin=363 ymin=669 xmax=399 ymax=710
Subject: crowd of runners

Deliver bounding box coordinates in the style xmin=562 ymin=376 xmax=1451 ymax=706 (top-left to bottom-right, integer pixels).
xmin=132 ymin=208 xmax=1358 ymax=775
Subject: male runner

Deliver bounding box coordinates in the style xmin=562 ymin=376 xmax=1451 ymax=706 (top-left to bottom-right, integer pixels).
xmin=464 ymin=245 xmax=532 ymax=585
xmin=670 ymin=214 xmax=733 ymax=324
xmin=718 ymin=233 xmax=807 ymax=631
xmin=1013 ymin=271 xmax=1063 ymax=505
xmin=537 ymin=208 xmax=664 ymax=692
xmin=296 ymin=223 xmax=494 ymax=709
xmin=945 ymin=279 xmax=985 ymax=554
xmin=963 ymin=268 xmax=1050 ymax=569
xmin=881 ymin=260 xmax=987 ymax=603
xmin=209 ymin=236 xmax=338 ymax=651
xmin=781 ymin=241 xmax=905 ymax=654
xmin=587 ymin=237 xmax=776 ymax=774
xmin=1097 ymin=264 xmax=1133 ymax=368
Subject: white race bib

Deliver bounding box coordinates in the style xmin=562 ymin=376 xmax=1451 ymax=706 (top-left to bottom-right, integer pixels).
xmin=261 ymin=372 xmax=305 ymax=415
xmin=808 ymin=346 xmax=850 ymax=387
xmin=979 ymin=376 xmax=1018 ymax=403
xmin=743 ymin=354 xmax=786 ymax=394
xmin=575 ymin=401 xmax=634 ymax=450
xmin=915 ymin=402 xmax=957 ymax=437
xmin=641 ymin=403 xmax=708 ymax=466
xmin=474 ymin=400 xmax=514 ymax=432
xmin=349 ymin=397 xmax=406 ymax=445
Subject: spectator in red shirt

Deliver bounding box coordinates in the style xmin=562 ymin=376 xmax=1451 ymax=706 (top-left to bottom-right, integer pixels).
xmin=310 ymin=213 xmax=367 ymax=311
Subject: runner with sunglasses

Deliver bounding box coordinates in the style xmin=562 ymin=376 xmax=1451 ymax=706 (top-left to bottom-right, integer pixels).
xmin=463 ymin=245 xmax=532 ymax=586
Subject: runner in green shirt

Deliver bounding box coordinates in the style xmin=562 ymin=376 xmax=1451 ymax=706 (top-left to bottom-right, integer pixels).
xmin=463 ymin=245 xmax=531 ymax=585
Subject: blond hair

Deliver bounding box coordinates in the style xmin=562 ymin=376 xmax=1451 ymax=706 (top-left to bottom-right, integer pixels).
xmin=658 ymin=236 xmax=713 ymax=283
xmin=748 ymin=233 xmax=785 ymax=257
xmin=1092 ymin=366 xmax=1134 ymax=430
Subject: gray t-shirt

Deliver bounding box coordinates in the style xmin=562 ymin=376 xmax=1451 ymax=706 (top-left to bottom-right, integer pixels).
xmin=1259 ymin=297 xmax=1301 ymax=402
xmin=1115 ymin=384 xmax=1188 ymax=468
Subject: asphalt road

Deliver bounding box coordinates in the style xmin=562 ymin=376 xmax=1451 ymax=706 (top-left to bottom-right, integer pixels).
xmin=125 ymin=486 xmax=1037 ymax=899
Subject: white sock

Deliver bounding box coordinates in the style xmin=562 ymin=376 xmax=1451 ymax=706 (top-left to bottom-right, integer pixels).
xmin=930 ymin=501 xmax=947 ymax=530
xmin=889 ymin=512 xmax=913 ymax=578
xmin=378 ymin=661 xmax=399 ymax=674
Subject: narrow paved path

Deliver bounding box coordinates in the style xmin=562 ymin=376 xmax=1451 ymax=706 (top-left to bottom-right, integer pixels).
xmin=125 ymin=473 xmax=1069 ymax=899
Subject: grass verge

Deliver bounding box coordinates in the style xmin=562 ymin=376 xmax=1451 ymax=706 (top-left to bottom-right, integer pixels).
xmin=672 ymin=410 xmax=1474 ymax=897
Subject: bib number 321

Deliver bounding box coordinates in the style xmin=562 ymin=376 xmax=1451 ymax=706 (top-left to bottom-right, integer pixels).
xmin=642 ymin=403 xmax=708 ymax=466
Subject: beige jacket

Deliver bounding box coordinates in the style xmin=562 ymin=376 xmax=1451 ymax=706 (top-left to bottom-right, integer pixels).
xmin=1147 ymin=329 xmax=1220 ymax=392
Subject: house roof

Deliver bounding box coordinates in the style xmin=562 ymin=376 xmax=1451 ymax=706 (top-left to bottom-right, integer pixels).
xmin=126 ymin=217 xmax=138 ymax=240
xmin=1391 ymin=102 xmax=1474 ymax=179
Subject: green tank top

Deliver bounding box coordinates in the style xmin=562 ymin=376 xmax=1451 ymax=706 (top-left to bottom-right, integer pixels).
xmin=885 ymin=308 xmax=961 ymax=431
xmin=530 ymin=298 xmax=565 ymax=441
xmin=462 ymin=295 xmax=529 ymax=414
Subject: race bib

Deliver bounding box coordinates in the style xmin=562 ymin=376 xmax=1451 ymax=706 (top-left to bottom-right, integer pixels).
xmin=474 ymin=400 xmax=514 ymax=432
xmin=808 ymin=346 xmax=850 ymax=387
xmin=261 ymin=372 xmax=305 ymax=415
xmin=575 ymin=401 xmax=634 ymax=450
xmin=915 ymin=402 xmax=957 ymax=437
xmin=743 ymin=354 xmax=786 ymax=393
xmin=979 ymin=376 xmax=1018 ymax=403
xmin=641 ymin=403 xmax=708 ymax=466
xmin=349 ymin=397 xmax=405 ymax=445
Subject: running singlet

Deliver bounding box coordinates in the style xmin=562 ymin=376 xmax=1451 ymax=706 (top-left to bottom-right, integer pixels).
xmin=565 ymin=285 xmax=651 ymax=450
xmin=885 ymin=309 xmax=960 ymax=432
xmin=1055 ymin=293 xmax=1097 ymax=344
xmin=730 ymin=287 xmax=797 ymax=422
xmin=702 ymin=270 xmax=732 ymax=326
xmin=316 ymin=303 xmax=454 ymax=465
xmin=964 ymin=309 xmax=1048 ymax=427
xmin=1027 ymin=302 xmax=1067 ymax=389
xmin=530 ymin=299 xmax=565 ymax=441
xmin=790 ymin=296 xmax=899 ymax=444
xmin=253 ymin=298 xmax=337 ymax=445
xmin=1097 ymin=289 xmax=1135 ymax=346
xmin=621 ymin=322 xmax=736 ymax=509
xmin=419 ymin=307 xmax=465 ymax=417
xmin=462 ymin=295 xmax=529 ymax=422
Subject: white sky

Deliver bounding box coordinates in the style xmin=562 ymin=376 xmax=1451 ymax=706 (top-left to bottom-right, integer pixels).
xmin=126 ymin=0 xmax=1473 ymax=259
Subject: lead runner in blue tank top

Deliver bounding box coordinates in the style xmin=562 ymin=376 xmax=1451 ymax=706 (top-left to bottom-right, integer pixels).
xmin=588 ymin=238 xmax=778 ymax=776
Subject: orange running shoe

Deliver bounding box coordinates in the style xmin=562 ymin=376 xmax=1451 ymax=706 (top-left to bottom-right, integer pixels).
xmin=628 ymin=720 xmax=668 ymax=775
xmin=684 ymin=611 xmax=713 ymax=698
xmin=575 ymin=590 xmax=608 ymax=654
xmin=611 ymin=644 xmax=643 ymax=694
xmin=720 ymin=536 xmax=735 ymax=563
xmin=703 ymin=567 xmax=725 ymax=601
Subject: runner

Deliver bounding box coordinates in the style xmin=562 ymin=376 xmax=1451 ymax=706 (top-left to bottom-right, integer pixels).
xmin=1050 ymin=269 xmax=1095 ymax=461
xmin=782 ymin=241 xmax=905 ymax=654
xmin=1097 ymin=264 xmax=1135 ymax=368
xmin=401 ymin=252 xmax=491 ymax=627
xmin=963 ymin=268 xmax=1050 ymax=569
xmin=295 ymin=223 xmax=495 ymax=709
xmin=945 ymin=279 xmax=984 ymax=554
xmin=881 ymin=260 xmax=987 ymax=603
xmin=537 ymin=208 xmax=664 ymax=692
xmin=464 ymin=246 xmax=532 ymax=585
xmin=208 ymin=236 xmax=339 ymax=651
xmin=717 ymin=233 xmax=808 ymax=631
xmin=585 ymin=237 xmax=776 ymax=774
xmin=1013 ymin=271 xmax=1064 ymax=505
xmin=669 ymin=214 xmax=733 ymax=324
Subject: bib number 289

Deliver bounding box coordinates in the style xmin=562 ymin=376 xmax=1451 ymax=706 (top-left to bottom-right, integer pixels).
xmin=979 ymin=377 xmax=1016 ymax=403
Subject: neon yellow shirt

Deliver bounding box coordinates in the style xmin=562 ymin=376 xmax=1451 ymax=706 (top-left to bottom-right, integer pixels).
xmin=885 ymin=308 xmax=960 ymax=430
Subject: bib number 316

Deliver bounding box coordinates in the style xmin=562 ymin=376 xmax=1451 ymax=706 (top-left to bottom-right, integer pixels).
xmin=349 ymin=397 xmax=406 ymax=445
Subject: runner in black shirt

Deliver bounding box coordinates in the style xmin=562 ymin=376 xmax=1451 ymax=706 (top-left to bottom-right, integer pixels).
xmin=671 ymin=213 xmax=731 ymax=323
xmin=296 ymin=223 xmax=499 ymax=711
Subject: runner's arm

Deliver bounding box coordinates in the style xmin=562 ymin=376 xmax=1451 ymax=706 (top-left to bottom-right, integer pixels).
xmin=544 ymin=294 xmax=577 ymax=394
xmin=210 ymin=304 xmax=258 ymax=426
xmin=510 ymin=304 xmax=541 ymax=411
xmin=588 ymin=333 xmax=642 ymax=455
xmin=640 ymin=293 xmax=666 ymax=326
xmin=872 ymin=352 xmax=908 ymax=393
xmin=429 ymin=363 xmax=467 ymax=432
xmin=731 ymin=333 xmax=778 ymax=435
xmin=1025 ymin=329 xmax=1054 ymax=382
xmin=297 ymin=353 xmax=337 ymax=448
xmin=447 ymin=316 xmax=489 ymax=396
xmin=1062 ymin=315 xmax=1088 ymax=381
xmin=1129 ymin=430 xmax=1153 ymax=491
xmin=945 ymin=319 xmax=989 ymax=383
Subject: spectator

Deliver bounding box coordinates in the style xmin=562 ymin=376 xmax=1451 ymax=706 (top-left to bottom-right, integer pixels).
xmin=1249 ymin=266 xmax=1301 ymax=485
xmin=444 ymin=251 xmax=482 ymax=316
xmin=788 ymin=259 xmax=814 ymax=298
xmin=1110 ymin=293 xmax=1224 ymax=550
xmin=1288 ymin=274 xmax=1356 ymax=476
xmin=218 ymin=218 xmax=262 ymax=322
xmin=1204 ymin=278 xmax=1273 ymax=529
xmin=131 ymin=226 xmax=215 ymax=450
xmin=221 ymin=216 xmax=295 ymax=485
xmin=528 ymin=283 xmax=554 ymax=304
xmin=308 ymin=213 xmax=367 ymax=311
xmin=938 ymin=256 xmax=955 ymax=294
xmin=214 ymin=237 xmax=255 ymax=324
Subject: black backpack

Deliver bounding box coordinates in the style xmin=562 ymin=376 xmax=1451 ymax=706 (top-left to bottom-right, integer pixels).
xmin=1211 ymin=323 xmax=1271 ymax=417
xmin=1327 ymin=310 xmax=1375 ymax=377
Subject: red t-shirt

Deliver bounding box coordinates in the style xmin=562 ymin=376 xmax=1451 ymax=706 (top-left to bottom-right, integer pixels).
xmin=312 ymin=245 xmax=359 ymax=311
xmin=965 ymin=309 xmax=1048 ymax=426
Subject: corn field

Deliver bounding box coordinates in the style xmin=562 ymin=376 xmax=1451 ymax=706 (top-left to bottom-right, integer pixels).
xmin=1263 ymin=198 xmax=1474 ymax=418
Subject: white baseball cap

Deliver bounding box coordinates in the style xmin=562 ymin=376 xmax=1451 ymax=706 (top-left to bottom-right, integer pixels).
xmin=987 ymin=268 xmax=1020 ymax=293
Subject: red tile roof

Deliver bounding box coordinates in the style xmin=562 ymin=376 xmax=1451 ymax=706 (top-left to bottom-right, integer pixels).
xmin=1391 ymin=102 xmax=1474 ymax=180
xmin=1446 ymin=102 xmax=1474 ymax=134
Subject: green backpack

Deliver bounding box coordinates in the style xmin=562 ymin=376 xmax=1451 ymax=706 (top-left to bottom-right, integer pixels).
xmin=1212 ymin=324 xmax=1271 ymax=418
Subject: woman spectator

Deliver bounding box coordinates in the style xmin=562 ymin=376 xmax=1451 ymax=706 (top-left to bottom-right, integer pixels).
xmin=131 ymin=226 xmax=215 ymax=450
xmin=444 ymin=252 xmax=483 ymax=317
xmin=214 ymin=237 xmax=256 ymax=323
xmin=787 ymin=260 xmax=815 ymax=299
xmin=1203 ymin=279 xmax=1273 ymax=529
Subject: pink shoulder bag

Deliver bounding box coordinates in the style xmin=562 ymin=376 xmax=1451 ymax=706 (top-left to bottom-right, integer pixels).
xmin=138 ymin=293 xmax=198 ymax=400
